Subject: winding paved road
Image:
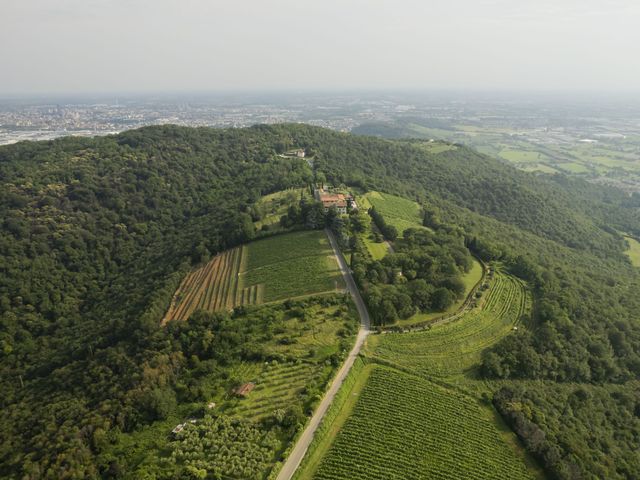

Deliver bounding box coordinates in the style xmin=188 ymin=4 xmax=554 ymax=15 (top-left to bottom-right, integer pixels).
xmin=275 ymin=229 xmax=371 ymax=480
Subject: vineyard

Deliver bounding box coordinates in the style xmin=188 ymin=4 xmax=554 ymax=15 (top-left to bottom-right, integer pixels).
xmin=227 ymin=302 xmax=357 ymax=421
xmin=162 ymin=231 xmax=344 ymax=324
xmin=294 ymin=270 xmax=536 ymax=479
xmin=292 ymin=358 xmax=372 ymax=480
xmin=362 ymin=191 xmax=425 ymax=234
xmin=241 ymin=231 xmax=344 ymax=303
xmin=312 ymin=367 xmax=534 ymax=480
xmin=162 ymin=246 xmax=244 ymax=323
xmin=373 ymin=270 xmax=530 ymax=377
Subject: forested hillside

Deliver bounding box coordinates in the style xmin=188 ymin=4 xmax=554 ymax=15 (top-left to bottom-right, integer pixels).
xmin=1 ymin=124 xmax=639 ymax=479
xmin=0 ymin=126 xmax=312 ymax=478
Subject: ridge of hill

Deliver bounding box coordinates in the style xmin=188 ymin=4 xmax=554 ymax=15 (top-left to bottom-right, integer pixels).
xmin=1 ymin=124 xmax=639 ymax=479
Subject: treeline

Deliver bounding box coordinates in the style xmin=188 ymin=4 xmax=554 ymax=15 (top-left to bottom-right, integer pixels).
xmin=493 ymin=385 xmax=640 ymax=480
xmin=279 ymin=197 xmax=335 ymax=230
xmin=368 ymin=206 xmax=398 ymax=241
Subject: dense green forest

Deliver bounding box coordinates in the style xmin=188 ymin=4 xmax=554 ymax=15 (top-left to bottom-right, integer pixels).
xmin=1 ymin=124 xmax=639 ymax=479
xmin=0 ymin=127 xmax=315 ymax=478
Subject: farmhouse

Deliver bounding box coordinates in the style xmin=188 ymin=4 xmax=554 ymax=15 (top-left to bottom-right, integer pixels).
xmin=234 ymin=382 xmax=256 ymax=397
xmin=320 ymin=193 xmax=348 ymax=214
xmin=284 ymin=148 xmax=306 ymax=158
xmin=172 ymin=423 xmax=185 ymax=435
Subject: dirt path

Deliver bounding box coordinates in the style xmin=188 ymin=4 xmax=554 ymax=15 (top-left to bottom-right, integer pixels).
xmin=275 ymin=229 xmax=370 ymax=480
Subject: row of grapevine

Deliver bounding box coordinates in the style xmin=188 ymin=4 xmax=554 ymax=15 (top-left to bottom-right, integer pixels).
xmin=374 ymin=270 xmax=531 ymax=377
xmin=313 ymin=367 xmax=534 ymax=480
xmin=238 ymin=283 xmax=265 ymax=307
xmin=162 ymin=246 xmax=245 ymax=323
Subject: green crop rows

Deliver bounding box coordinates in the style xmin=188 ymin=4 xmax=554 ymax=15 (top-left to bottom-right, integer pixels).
xmin=241 ymin=230 xmax=344 ymax=302
xmin=298 ymin=270 xmax=535 ymax=479
xmin=374 ymin=270 xmax=530 ymax=377
xmin=313 ymin=367 xmax=534 ymax=480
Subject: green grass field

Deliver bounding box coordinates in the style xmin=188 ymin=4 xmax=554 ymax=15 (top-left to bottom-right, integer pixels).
xmin=624 ymin=236 xmax=640 ymax=267
xmin=312 ymin=366 xmax=535 ymax=480
xmin=361 ymin=232 xmax=390 ymax=260
xmin=362 ymin=191 xmax=424 ymax=235
xmin=240 ymin=231 xmax=344 ymax=303
xmin=499 ymin=149 xmax=549 ymax=163
xmin=519 ymin=163 xmax=561 ymax=174
xmin=557 ymin=162 xmax=592 ymax=174
xmin=372 ymin=271 xmax=530 ymax=378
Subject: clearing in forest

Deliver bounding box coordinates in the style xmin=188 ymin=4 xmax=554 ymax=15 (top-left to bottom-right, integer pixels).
xmin=253 ymin=187 xmax=310 ymax=230
xmin=624 ymin=235 xmax=640 ymax=267
xmin=162 ymin=230 xmax=344 ymax=323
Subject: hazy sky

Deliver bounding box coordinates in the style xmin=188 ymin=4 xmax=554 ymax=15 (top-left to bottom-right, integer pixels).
xmin=1 ymin=0 xmax=639 ymax=94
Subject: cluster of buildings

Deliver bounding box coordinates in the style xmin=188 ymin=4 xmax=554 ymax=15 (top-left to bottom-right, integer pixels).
xmin=316 ymin=188 xmax=357 ymax=215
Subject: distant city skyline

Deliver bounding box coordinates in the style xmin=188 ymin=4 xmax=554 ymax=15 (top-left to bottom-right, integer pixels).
xmin=2 ymin=0 xmax=640 ymax=95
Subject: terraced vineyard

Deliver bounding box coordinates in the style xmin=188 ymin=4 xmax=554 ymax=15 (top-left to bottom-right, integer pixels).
xmin=313 ymin=367 xmax=534 ymax=480
xmin=296 ymin=270 xmax=536 ymax=480
xmin=162 ymin=246 xmax=244 ymax=323
xmin=373 ymin=270 xmax=530 ymax=377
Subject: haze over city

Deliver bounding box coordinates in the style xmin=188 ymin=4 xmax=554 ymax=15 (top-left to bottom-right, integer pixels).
xmin=2 ymin=0 xmax=640 ymax=94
